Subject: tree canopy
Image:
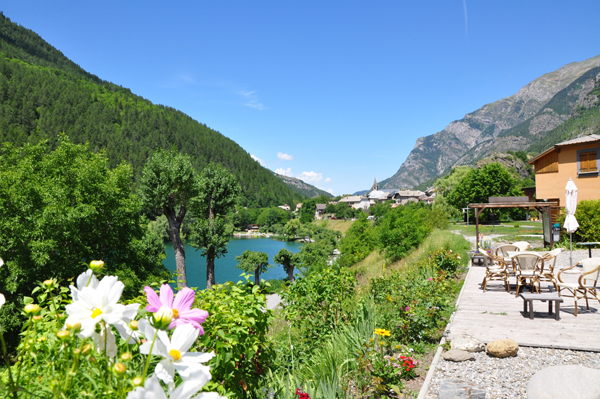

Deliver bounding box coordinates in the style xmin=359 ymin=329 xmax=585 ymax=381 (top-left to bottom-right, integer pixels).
xmin=188 ymin=163 xmax=240 ymax=289
xmin=140 ymin=148 xmax=197 ymax=287
xmin=236 ymin=250 xmax=270 ymax=285
xmin=0 ymin=137 xmax=168 ymax=345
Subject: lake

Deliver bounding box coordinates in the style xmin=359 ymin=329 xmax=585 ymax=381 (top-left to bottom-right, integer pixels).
xmin=163 ymin=238 xmax=303 ymax=288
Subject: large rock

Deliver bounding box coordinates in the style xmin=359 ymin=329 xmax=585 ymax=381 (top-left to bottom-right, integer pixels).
xmin=442 ymin=350 xmax=476 ymax=362
xmin=528 ymin=365 xmax=600 ymax=399
xmin=450 ymin=333 xmax=485 ymax=352
xmin=438 ymin=379 xmax=486 ymax=399
xmin=486 ymin=339 xmax=518 ymax=358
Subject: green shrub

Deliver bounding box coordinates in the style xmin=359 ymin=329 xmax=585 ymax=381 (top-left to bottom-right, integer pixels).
xmin=429 ymin=248 xmax=463 ymax=276
xmin=282 ymin=268 xmax=356 ymax=346
xmin=559 ymin=200 xmax=600 ymax=242
xmin=193 ymin=276 xmax=273 ymax=399
xmin=338 ymin=213 xmax=376 ymax=267
xmin=370 ymin=251 xmax=462 ymax=343
xmin=376 ymin=204 xmax=434 ymax=261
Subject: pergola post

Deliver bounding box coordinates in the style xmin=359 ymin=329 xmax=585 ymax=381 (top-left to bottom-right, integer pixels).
xmin=475 ymin=207 xmax=485 ymax=249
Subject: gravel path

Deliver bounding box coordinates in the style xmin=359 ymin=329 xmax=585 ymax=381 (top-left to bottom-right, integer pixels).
xmin=425 ymin=347 xmax=600 ymax=399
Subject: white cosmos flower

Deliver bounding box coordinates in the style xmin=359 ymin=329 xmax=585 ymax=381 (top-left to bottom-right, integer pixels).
xmin=65 ymin=271 xmax=139 ymax=357
xmin=138 ymin=319 xmax=214 ymax=387
xmin=126 ymin=374 xmax=226 ymax=399
xmin=69 ymin=269 xmax=99 ymax=301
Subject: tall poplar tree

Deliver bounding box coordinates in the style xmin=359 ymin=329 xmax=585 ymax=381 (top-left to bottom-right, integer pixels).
xmin=140 ymin=148 xmax=197 ymax=287
xmin=189 ymin=163 xmax=239 ymax=289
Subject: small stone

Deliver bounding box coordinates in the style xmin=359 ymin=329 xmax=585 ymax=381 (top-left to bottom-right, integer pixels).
xmin=438 ymin=379 xmax=486 ymax=399
xmin=487 ymin=339 xmax=518 ymax=358
xmin=528 ymin=365 xmax=600 ymax=399
xmin=450 ymin=333 xmax=485 ymax=352
xmin=442 ymin=350 xmax=476 ymax=362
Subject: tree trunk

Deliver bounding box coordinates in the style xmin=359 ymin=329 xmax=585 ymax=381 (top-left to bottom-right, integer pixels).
xmin=255 ymin=268 xmax=260 ymax=286
xmin=287 ymin=266 xmax=295 ymax=283
xmin=206 ymin=247 xmax=216 ymax=290
xmin=165 ymin=208 xmax=187 ymax=288
xmin=206 ymin=205 xmax=216 ymax=290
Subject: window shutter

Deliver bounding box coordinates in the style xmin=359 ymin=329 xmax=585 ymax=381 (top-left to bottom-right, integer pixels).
xmin=581 ymin=153 xmax=590 ymax=172
xmin=580 ymin=151 xmax=597 ymax=173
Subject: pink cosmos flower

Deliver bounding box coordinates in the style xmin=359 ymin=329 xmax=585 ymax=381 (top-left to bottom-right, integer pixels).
xmin=144 ymin=284 xmax=209 ymax=334
xmin=428 ymin=278 xmax=433 ymax=281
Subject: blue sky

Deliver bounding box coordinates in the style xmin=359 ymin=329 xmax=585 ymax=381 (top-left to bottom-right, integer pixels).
xmin=3 ymin=1 xmax=600 ymax=195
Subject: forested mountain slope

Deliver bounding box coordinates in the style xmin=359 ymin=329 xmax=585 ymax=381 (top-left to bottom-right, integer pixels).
xmin=0 ymin=12 xmax=304 ymax=207
xmin=382 ymin=54 xmax=600 ymax=189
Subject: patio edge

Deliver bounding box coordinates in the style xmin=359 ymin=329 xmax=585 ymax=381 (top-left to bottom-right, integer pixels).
xmin=417 ymin=258 xmax=474 ymax=399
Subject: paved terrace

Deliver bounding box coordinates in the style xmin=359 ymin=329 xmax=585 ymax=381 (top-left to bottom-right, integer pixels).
xmin=446 ymin=250 xmax=600 ymax=352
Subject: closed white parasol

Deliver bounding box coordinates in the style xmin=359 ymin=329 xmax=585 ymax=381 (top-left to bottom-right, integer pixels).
xmin=564 ymin=178 xmax=579 ymax=267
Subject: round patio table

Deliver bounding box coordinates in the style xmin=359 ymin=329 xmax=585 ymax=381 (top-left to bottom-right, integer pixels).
xmin=578 ymin=242 xmax=600 ymax=258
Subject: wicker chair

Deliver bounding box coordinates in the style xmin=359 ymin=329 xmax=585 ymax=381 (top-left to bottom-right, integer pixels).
xmin=480 ymin=250 xmax=510 ymax=293
xmin=496 ymin=244 xmax=520 ymax=272
xmin=512 ymin=253 xmax=544 ymax=297
xmin=557 ymin=257 xmax=600 ymax=316
xmin=512 ymin=241 xmax=530 ymax=251
xmin=496 ymin=244 xmax=520 ymax=258
xmin=539 ymin=248 xmax=562 ymax=291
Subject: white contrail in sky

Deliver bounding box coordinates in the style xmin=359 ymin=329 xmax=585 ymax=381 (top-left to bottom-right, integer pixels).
xmin=462 ymin=0 xmax=468 ymax=38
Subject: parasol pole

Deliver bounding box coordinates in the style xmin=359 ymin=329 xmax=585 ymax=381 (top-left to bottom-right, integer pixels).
xmin=570 ymin=232 xmax=573 ymax=268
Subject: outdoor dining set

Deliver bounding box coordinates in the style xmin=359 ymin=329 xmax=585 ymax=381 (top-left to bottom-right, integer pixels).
xmin=479 ymin=241 xmax=600 ymax=317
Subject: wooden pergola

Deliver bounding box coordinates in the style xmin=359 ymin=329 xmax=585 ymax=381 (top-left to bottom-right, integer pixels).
xmin=469 ymin=198 xmax=559 ymax=249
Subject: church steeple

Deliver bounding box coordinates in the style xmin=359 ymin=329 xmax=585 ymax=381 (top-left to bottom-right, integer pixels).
xmin=371 ymin=178 xmax=379 ymax=191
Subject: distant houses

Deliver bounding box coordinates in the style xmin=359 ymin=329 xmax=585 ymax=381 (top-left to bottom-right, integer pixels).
xmin=278 ymin=204 xmax=290 ymax=211
xmin=314 ymin=203 xmax=327 ymax=220
xmin=339 ymin=195 xmax=371 ymax=210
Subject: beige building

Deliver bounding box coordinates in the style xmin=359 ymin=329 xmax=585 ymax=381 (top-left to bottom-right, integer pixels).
xmin=529 ymin=134 xmax=600 ymax=207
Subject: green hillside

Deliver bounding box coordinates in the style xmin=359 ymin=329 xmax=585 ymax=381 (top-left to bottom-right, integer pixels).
xmin=0 ymin=12 xmax=304 ymax=207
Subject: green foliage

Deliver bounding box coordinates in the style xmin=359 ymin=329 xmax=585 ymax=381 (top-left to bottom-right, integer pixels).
xmin=296 ymin=225 xmax=341 ymax=274
xmin=140 ymin=148 xmax=197 ymax=287
xmin=282 ymin=268 xmax=356 ymax=345
xmin=338 ymin=213 xmax=376 ymax=267
xmin=446 ymin=162 xmax=524 ymax=220
xmin=188 ymin=163 xmax=239 ymax=289
xmin=376 ymin=204 xmax=435 ymax=261
xmin=369 ymin=201 xmax=392 ymax=222
xmin=370 ymin=249 xmax=465 ymax=343
xmin=0 ymin=13 xmax=304 ymax=208
xmin=429 ymin=248 xmax=463 ymax=276
xmin=333 ymin=202 xmax=354 ymax=219
xmin=256 ymin=207 xmax=291 ymax=229
xmin=298 ymin=196 xmax=330 ymax=224
xmin=140 ymin=148 xmax=198 ymax=214
xmin=274 ymin=248 xmax=301 ymax=282
xmin=194 ymin=277 xmax=273 ymax=399
xmin=0 ymin=270 xmax=219 ymax=399
xmin=557 ymin=199 xmax=600 ymax=243
xmin=235 ymin=250 xmax=270 ymax=284
xmin=434 ymin=166 xmax=472 ymax=197
xmin=0 ymin=137 xmax=168 ymax=348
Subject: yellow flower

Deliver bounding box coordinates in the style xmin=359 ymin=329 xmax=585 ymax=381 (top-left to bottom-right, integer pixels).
xmin=387 ymin=294 xmax=392 ymax=302
xmin=374 ymin=328 xmax=391 ymax=337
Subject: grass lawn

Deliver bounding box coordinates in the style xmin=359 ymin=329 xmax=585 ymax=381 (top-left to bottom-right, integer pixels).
xmin=318 ymin=219 xmax=356 ymax=235
xmin=449 ymin=220 xmax=544 ymax=244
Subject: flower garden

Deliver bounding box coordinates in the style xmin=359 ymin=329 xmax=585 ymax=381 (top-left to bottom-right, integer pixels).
xmin=0 ymin=213 xmax=472 ymax=398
